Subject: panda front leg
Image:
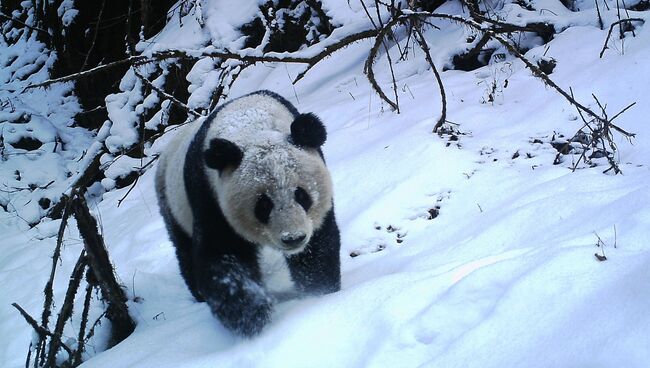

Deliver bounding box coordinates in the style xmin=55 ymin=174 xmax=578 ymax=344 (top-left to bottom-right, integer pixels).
xmin=287 ymin=209 xmax=341 ymax=295
xmin=191 ymin=232 xmax=273 ymax=337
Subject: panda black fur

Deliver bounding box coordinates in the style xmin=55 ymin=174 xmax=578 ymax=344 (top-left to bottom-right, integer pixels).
xmin=155 ymin=90 xmax=341 ymax=337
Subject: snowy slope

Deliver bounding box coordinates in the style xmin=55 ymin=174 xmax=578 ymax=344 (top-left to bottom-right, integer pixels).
xmin=3 ymin=1 xmax=650 ymax=367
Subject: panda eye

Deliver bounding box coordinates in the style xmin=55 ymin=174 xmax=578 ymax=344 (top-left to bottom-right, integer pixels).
xmin=295 ymin=187 xmax=312 ymax=212
xmin=255 ymin=194 xmax=273 ymax=224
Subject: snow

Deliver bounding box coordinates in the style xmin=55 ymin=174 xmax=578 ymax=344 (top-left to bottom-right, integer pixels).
xmin=186 ymin=58 xmax=222 ymax=109
xmin=2 ymin=0 xmax=650 ymax=367
xmin=203 ymin=0 xmax=260 ymax=49
xmin=0 ymin=18 xmax=93 ymax=226
xmin=105 ymin=70 xmax=145 ymax=153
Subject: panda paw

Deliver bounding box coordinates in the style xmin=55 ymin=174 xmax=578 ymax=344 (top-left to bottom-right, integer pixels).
xmin=233 ymin=298 xmax=273 ymax=337
xmin=207 ymin=284 xmax=274 ymax=337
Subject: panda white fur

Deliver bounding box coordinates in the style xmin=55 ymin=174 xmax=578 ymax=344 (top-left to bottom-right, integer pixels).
xmin=156 ymin=90 xmax=341 ymax=337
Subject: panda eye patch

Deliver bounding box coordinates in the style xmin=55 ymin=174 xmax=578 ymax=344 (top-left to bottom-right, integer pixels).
xmin=255 ymin=194 xmax=274 ymax=224
xmin=295 ymin=187 xmax=312 ymax=211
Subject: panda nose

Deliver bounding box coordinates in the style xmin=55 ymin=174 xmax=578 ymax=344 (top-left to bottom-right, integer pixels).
xmin=281 ymin=234 xmax=306 ymax=247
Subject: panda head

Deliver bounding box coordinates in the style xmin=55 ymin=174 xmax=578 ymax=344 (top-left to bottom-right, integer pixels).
xmin=204 ymin=113 xmax=332 ymax=254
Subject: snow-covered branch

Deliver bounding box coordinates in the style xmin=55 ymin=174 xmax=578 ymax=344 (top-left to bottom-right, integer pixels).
xmin=25 ymin=29 xmax=380 ymax=91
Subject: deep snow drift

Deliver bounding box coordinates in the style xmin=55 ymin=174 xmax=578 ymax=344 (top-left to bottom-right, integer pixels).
xmin=2 ymin=1 xmax=650 ymax=367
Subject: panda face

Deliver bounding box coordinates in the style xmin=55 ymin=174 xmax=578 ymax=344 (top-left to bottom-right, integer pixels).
xmin=255 ymin=187 xmax=312 ymax=224
xmin=250 ymin=185 xmax=313 ymax=252
xmin=209 ymin=143 xmax=333 ymax=254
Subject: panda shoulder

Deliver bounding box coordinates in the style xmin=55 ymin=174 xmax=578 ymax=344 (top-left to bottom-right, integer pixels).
xmin=159 ymin=122 xmax=203 ymax=166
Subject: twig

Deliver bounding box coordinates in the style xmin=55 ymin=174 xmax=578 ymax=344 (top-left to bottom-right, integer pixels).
xmin=81 ymin=0 xmax=106 ymax=72
xmin=599 ymin=18 xmax=644 ymax=58
xmin=38 ymin=191 xmax=75 ymax=364
xmin=413 ymin=26 xmax=447 ymax=132
xmin=133 ymin=68 xmax=202 ymax=118
xmin=116 ymin=155 xmax=159 ymax=207
xmin=464 ymin=33 xmax=492 ymax=62
xmin=11 ymin=303 xmax=74 ymax=357
xmin=0 ymin=12 xmax=49 ymax=35
xmin=84 ymin=311 xmax=107 ymax=347
xmin=125 ymin=0 xmax=137 ymax=54
xmin=616 ymin=0 xmax=624 ymax=39
xmin=595 ymin=0 xmax=604 ymax=30
xmin=47 ymin=140 xmax=106 ymax=220
xmin=393 ymin=10 xmax=635 ymax=172
xmin=26 ymin=30 xmax=379 ymax=90
xmin=208 ymin=62 xmax=249 ymax=111
xmin=609 ymin=102 xmax=636 ymax=124
xmin=70 ymin=280 xmax=95 ymax=366
xmin=374 ymin=0 xmax=402 ymax=112
xmin=98 ymin=120 xmax=192 ymax=175
xmin=71 ymin=195 xmax=135 ymax=347
xmin=365 ymin=16 xmax=403 ymax=111
xmin=480 ymin=23 xmax=632 ymax=134
xmin=620 ymin=0 xmax=637 ymax=37
xmin=45 ymin=251 xmax=88 ymax=367
xmin=383 ymin=41 xmax=401 ymax=113
xmin=361 ymin=0 xmax=401 ymax=112
xmin=0 ymin=180 xmax=55 ymax=193
xmin=25 ymin=341 xmax=33 ymax=368
xmin=594 ymin=231 xmax=608 ymax=261
xmin=458 ymin=0 xmax=482 ymax=21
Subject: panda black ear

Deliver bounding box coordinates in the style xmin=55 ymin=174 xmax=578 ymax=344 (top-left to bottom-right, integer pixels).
xmin=204 ymin=138 xmax=243 ymax=171
xmin=290 ymin=113 xmax=327 ymax=149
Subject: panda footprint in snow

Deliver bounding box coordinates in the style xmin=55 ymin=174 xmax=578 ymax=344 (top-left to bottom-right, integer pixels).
xmin=156 ymin=90 xmax=341 ymax=337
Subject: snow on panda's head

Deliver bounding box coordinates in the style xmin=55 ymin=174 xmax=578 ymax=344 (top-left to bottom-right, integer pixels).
xmin=203 ymin=104 xmax=332 ymax=254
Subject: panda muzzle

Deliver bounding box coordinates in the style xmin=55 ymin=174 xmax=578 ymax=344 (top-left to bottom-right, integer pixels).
xmin=280 ymin=233 xmax=307 ymax=248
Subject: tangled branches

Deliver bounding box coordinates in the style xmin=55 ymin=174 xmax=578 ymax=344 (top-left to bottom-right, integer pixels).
xmin=13 ymin=192 xmax=135 ymax=367
xmin=21 ymin=0 xmax=637 ymax=181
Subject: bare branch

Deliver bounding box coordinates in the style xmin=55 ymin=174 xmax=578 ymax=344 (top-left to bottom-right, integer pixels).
xmin=361 ymin=0 xmax=401 ymax=112
xmin=595 ymin=0 xmax=604 ymax=30
xmin=364 ymin=16 xmax=403 ymax=111
xmin=38 ymin=191 xmax=75 ymax=364
xmin=609 ymin=102 xmax=636 ymax=125
xmin=133 ymin=68 xmax=203 ymax=118
xmin=599 ymin=18 xmax=645 ymax=58
xmin=413 ymin=26 xmax=447 ymax=132
xmin=26 ymin=29 xmax=379 ymax=90
xmin=0 ymin=11 xmax=49 ymax=35
xmin=116 ymin=155 xmax=159 ymax=207
xmin=80 ymin=0 xmax=106 ymax=72
xmin=70 ymin=280 xmax=95 ymax=366
xmin=11 ymin=303 xmax=74 ymax=357
xmin=46 ymin=251 xmax=88 ymax=367
xmin=71 ymin=195 xmax=135 ymax=347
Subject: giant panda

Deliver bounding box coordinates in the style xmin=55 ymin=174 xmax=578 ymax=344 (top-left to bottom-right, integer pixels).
xmin=155 ymin=90 xmax=341 ymax=337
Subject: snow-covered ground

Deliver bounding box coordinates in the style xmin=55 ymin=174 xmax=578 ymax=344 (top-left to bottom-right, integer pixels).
xmin=2 ymin=1 xmax=650 ymax=367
